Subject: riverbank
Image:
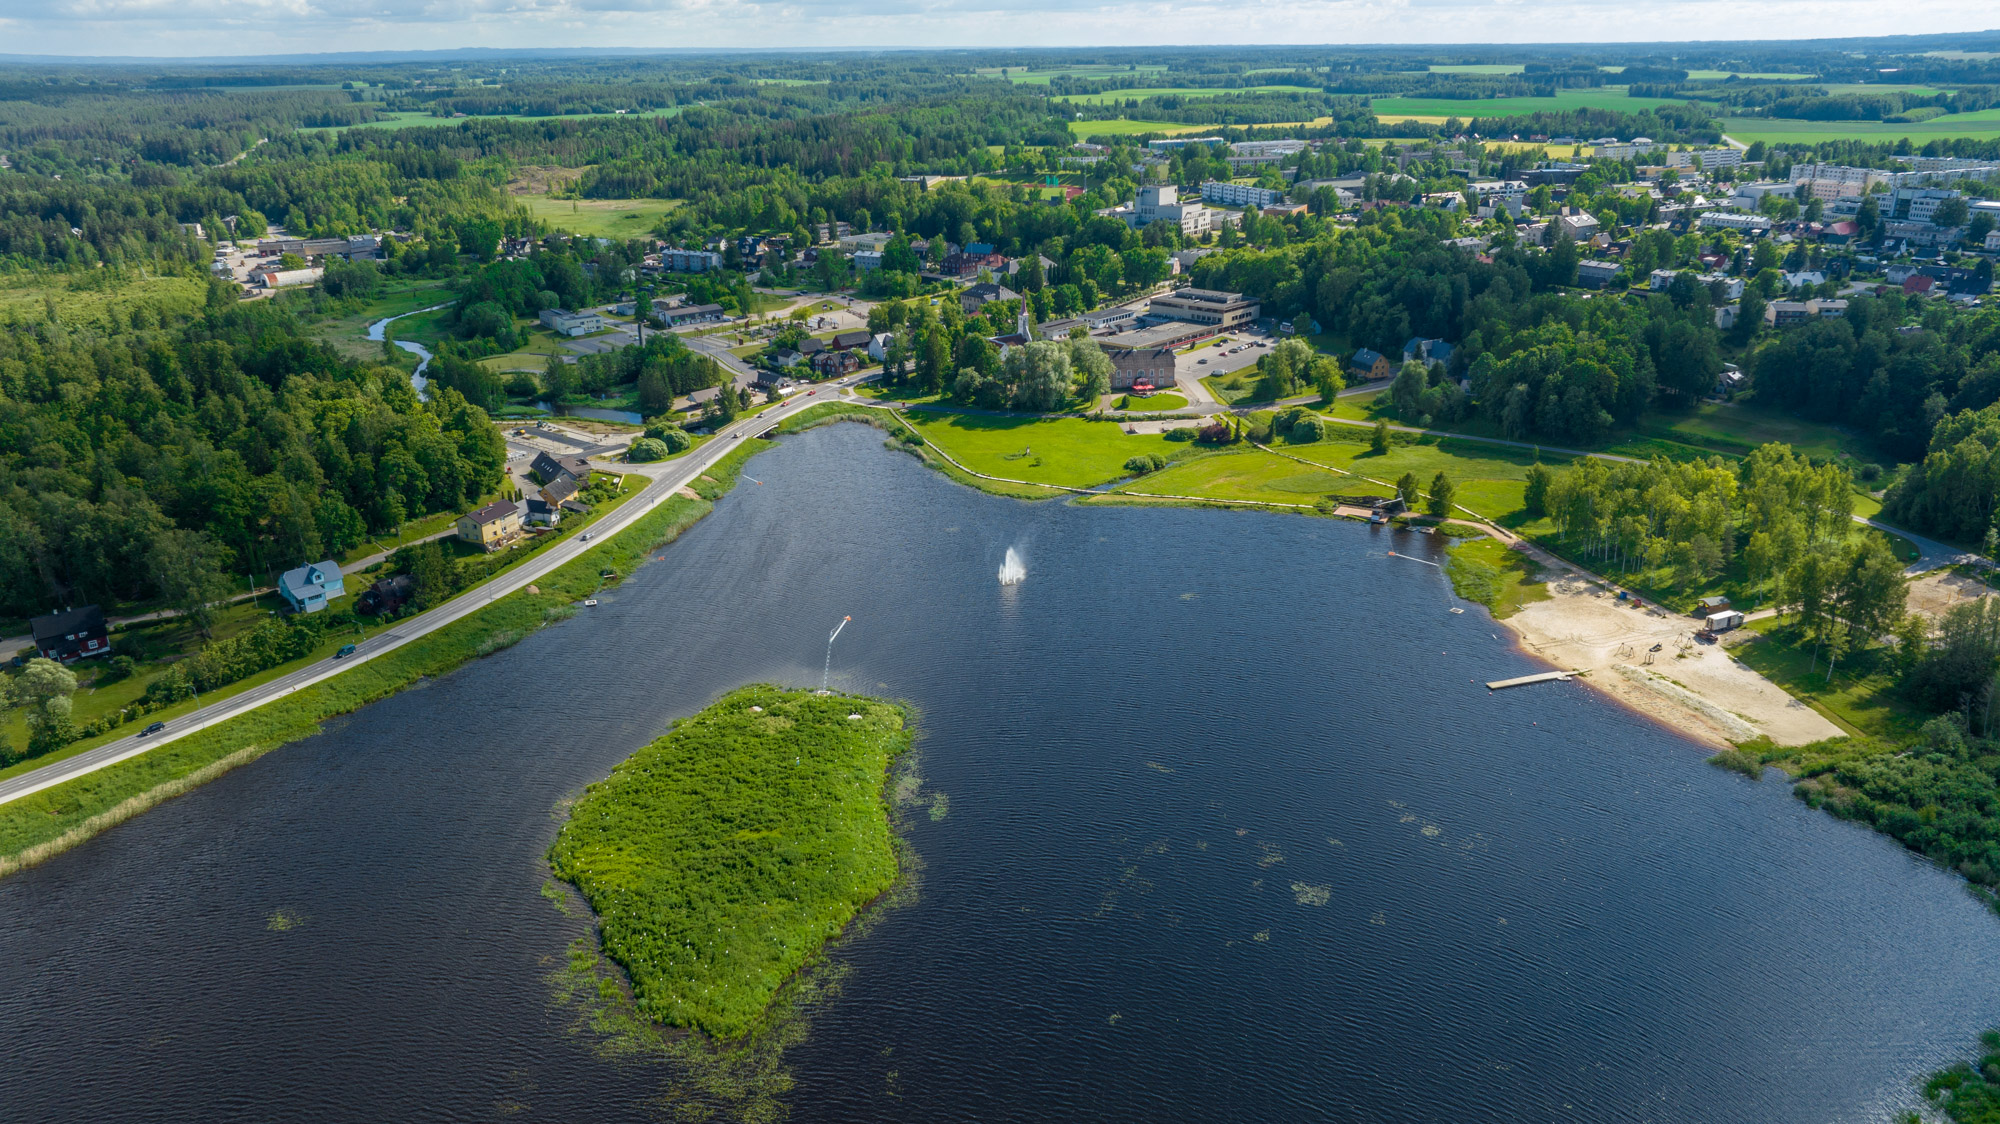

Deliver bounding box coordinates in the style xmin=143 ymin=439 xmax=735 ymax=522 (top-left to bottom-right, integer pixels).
xmin=548 ymin=686 xmax=911 ymax=1040
xmin=0 ymin=440 xmax=771 ymax=876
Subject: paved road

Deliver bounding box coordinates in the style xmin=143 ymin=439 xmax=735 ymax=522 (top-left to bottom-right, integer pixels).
xmin=0 ymin=383 xmax=861 ymax=809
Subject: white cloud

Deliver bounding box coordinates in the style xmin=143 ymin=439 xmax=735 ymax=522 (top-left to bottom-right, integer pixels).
xmin=0 ymin=0 xmax=1992 ymax=55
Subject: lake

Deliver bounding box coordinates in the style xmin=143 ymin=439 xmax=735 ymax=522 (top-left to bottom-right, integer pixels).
xmin=4 ymin=421 xmax=1998 ymax=1123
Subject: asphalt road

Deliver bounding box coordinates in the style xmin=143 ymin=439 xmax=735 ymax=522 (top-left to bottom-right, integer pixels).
xmin=0 ymin=384 xmax=859 ymax=809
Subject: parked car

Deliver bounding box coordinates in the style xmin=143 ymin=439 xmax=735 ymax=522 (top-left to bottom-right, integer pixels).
xmin=140 ymin=721 xmax=166 ymax=737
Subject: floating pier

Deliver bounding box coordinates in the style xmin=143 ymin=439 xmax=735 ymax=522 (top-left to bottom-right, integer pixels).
xmin=1485 ymin=671 xmax=1577 ymax=690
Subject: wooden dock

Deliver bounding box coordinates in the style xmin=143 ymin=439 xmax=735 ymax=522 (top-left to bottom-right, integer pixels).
xmin=1486 ymin=671 xmax=1576 ymax=690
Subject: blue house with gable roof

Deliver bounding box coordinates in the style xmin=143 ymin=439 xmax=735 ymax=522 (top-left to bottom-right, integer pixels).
xmin=278 ymin=560 xmax=346 ymax=614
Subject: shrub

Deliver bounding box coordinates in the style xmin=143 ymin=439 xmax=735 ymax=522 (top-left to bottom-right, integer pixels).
xmin=1124 ymin=454 xmax=1167 ymax=475
xmin=1289 ymin=415 xmax=1325 ymax=443
xmin=1164 ymin=426 xmax=1197 ymax=442
xmin=628 ymin=438 xmax=671 ymax=463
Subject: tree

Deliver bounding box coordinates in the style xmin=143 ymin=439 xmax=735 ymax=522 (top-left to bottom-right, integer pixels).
xmin=1933 ymin=196 xmax=1971 ymax=230
xmin=1067 ymin=338 xmax=1113 ymax=404
xmin=405 ymin=542 xmax=457 ymax=612
xmin=542 ymin=353 xmax=576 ymax=402
xmin=1390 ymin=361 xmax=1428 ymax=415
xmin=1370 ymin=420 xmax=1392 ymax=455
xmin=1522 ymin=463 xmax=1553 ymax=517
xmin=149 ymin=528 xmax=235 ymax=639
xmin=1396 ymin=472 xmax=1420 ymax=508
xmin=1312 ymin=359 xmax=1344 ymax=405
xmin=1427 ymin=471 xmax=1456 ymax=517
xmin=1005 ymin=340 xmax=1074 ymax=413
xmin=17 ymin=658 xmax=78 ymax=760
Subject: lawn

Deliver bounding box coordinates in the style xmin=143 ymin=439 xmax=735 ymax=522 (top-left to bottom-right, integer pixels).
xmin=1721 ymin=108 xmax=2000 ymax=146
xmin=1277 ymin=427 xmax=1578 ymax=524
xmin=1105 ymin=448 xmax=1348 ymax=506
xmin=515 ymin=194 xmax=683 ymax=241
xmin=1607 ymin=402 xmax=1892 ymax=466
xmin=1325 ymin=387 xmax=1385 ymax=422
xmin=900 ymin=410 xmax=1188 ymax=490
xmin=549 ymin=686 xmax=909 ymax=1039
xmin=1201 ymin=372 xmax=1273 ymax=406
xmin=1371 ymin=87 xmax=1696 ymax=119
xmin=1119 ymin=392 xmax=1187 ymax=411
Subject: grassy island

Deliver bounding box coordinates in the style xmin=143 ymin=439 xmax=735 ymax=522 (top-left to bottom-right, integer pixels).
xmin=549 ymin=686 xmax=910 ymax=1039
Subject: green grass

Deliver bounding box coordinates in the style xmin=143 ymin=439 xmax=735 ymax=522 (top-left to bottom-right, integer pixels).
xmin=1201 ymin=373 xmax=1270 ymax=406
xmin=1607 ymin=402 xmax=1891 ymax=466
xmin=1445 ymin=536 xmax=1552 ymax=618
xmin=1067 ymin=119 xmax=1222 ymax=138
xmin=899 ymin=410 xmax=1189 ymax=490
xmin=306 ymin=279 xmax=455 ymax=361
xmin=1107 ymin=449 xmax=1340 ymax=506
xmin=0 ymin=269 xmax=208 ymax=335
xmin=1119 ymin=392 xmax=1187 ymax=411
xmin=1278 ymin=427 xmax=1571 ymax=523
xmin=1370 ymin=88 xmax=1695 ymax=119
xmin=516 ymin=195 xmax=684 ymax=241
xmin=1054 ymin=85 xmax=1321 ymax=105
xmin=549 ymin=686 xmax=908 ymax=1040
xmin=1731 ymin=619 xmax=1928 ymax=741
xmin=0 ymin=443 xmax=769 ymax=875
xmin=1721 ymin=108 xmax=2000 ymax=145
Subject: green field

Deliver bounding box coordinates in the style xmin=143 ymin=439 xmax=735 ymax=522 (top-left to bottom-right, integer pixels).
xmin=1371 ymin=88 xmax=1697 ymax=119
xmin=983 ymin=65 xmax=1167 ymax=85
xmin=549 ymin=686 xmax=909 ymax=1039
xmin=304 ymin=107 xmax=682 ymax=133
xmin=1609 ymin=402 xmax=1892 ymax=467
xmin=0 ymin=270 xmax=208 ymax=334
xmin=1119 ymin=392 xmax=1187 ymax=411
xmin=1067 ymin=119 xmax=1223 ymax=138
xmin=1444 ymin=535 xmax=1554 ymax=618
xmin=901 ymin=411 xmax=1190 ymax=489
xmin=1429 ymin=64 xmax=1525 ymax=75
xmin=1721 ymin=108 xmax=2000 ymax=145
xmin=1106 ymin=449 xmax=1344 ymax=506
xmin=1686 ymin=70 xmax=1815 ymax=81
xmin=1054 ymin=85 xmax=1321 ymax=105
xmin=515 ymin=194 xmax=683 ymax=240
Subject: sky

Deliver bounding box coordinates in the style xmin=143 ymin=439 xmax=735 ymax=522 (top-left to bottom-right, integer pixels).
xmin=0 ymin=0 xmax=1995 ymax=59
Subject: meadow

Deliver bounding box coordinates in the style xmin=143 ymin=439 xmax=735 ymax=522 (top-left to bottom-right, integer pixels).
xmin=1066 ymin=119 xmax=1225 ymax=138
xmin=514 ymin=194 xmax=683 ymax=240
xmin=548 ymin=686 xmax=910 ymax=1039
xmin=899 ymin=410 xmax=1192 ymax=488
xmin=1053 ymin=85 xmax=1322 ymax=105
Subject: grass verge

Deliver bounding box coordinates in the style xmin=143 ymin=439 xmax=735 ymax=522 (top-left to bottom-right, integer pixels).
xmin=548 ymin=686 xmax=909 ymax=1039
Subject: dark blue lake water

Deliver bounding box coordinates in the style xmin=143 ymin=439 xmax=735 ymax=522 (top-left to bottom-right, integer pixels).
xmin=4 ymin=421 xmax=1998 ymax=1123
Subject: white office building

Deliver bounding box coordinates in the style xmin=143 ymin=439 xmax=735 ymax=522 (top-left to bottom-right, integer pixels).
xmin=1127 ymin=185 xmax=1212 ymax=237
xmin=1201 ymin=180 xmax=1286 ymax=208
xmin=1667 ymin=147 xmax=1743 ymax=171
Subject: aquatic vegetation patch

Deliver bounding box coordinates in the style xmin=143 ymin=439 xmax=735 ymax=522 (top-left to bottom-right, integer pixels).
xmin=1291 ymin=882 xmax=1331 ymax=907
xmin=266 ymin=909 xmax=306 ymax=931
xmin=549 ymin=686 xmax=910 ymax=1040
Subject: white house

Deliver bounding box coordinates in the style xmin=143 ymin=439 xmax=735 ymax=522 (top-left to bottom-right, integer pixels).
xmin=278 ymin=560 xmax=345 ymax=614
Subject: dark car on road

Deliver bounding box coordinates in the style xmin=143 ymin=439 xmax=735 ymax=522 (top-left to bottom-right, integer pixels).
xmin=140 ymin=721 xmax=166 ymax=736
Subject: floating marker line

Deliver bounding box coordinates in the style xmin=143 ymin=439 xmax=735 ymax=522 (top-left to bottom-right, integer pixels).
xmin=1386 ymin=550 xmax=1441 ymax=568
xmin=819 ymin=615 xmax=851 ymax=694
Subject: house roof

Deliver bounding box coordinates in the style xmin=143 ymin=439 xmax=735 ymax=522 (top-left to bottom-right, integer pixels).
xmin=464 ymin=498 xmax=521 ymax=526
xmin=832 ymin=330 xmax=872 ymax=348
xmin=279 ymin=560 xmax=342 ymax=599
xmin=1353 ymin=348 xmax=1384 ymax=366
xmin=540 ymin=474 xmax=579 ymax=503
xmin=30 ymin=605 xmax=105 ymax=643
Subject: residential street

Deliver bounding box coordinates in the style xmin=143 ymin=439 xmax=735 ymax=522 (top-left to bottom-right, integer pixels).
xmin=0 ymin=380 xmax=868 ymax=809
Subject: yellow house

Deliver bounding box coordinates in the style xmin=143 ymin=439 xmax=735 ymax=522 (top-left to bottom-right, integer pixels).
xmin=456 ymin=499 xmax=524 ymax=552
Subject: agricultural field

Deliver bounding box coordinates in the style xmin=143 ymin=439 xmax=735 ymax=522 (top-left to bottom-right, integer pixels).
xmin=1067 ymin=119 xmax=1226 ymax=138
xmin=1428 ymin=64 xmax=1525 ymax=75
xmin=515 ymin=194 xmax=683 ymax=240
xmin=1686 ymin=70 xmax=1816 ymax=80
xmin=304 ymin=107 xmax=682 ymax=133
xmin=1053 ymin=85 xmax=1321 ymax=105
xmin=1720 ymin=108 xmax=2000 ymax=145
xmin=1371 ymin=88 xmax=1698 ymax=121
xmin=982 ymin=65 xmax=1167 ymax=84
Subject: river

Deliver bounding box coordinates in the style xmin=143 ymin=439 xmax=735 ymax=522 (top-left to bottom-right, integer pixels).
xmin=5 ymin=422 xmax=1999 ymax=1123
xmin=366 ymin=305 xmax=448 ymax=399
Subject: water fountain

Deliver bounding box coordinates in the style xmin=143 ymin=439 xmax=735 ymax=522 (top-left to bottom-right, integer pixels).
xmin=998 ymin=547 xmax=1026 ymax=586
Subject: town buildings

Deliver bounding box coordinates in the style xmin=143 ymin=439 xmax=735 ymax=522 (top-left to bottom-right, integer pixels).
xmin=539 ymin=308 xmax=607 ymax=337
xmin=1107 ymin=346 xmax=1178 ymax=391
xmin=457 ymin=499 xmax=525 ymax=552
xmin=660 ymin=248 xmax=724 ymax=273
xmin=1146 ymin=288 xmax=1259 ymax=331
xmin=1201 ymin=181 xmax=1285 ymax=209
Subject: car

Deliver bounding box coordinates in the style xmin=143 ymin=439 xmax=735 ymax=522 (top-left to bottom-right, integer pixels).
xmin=336 ymin=643 xmax=357 ymax=659
xmin=584 ymin=598 xmax=599 ymax=607
xmin=808 ymin=389 xmax=818 ymax=395
xmin=1197 ymin=358 xmax=1209 ymax=365
xmin=140 ymin=721 xmax=166 ymax=737
xmin=579 ymin=532 xmax=593 ymax=542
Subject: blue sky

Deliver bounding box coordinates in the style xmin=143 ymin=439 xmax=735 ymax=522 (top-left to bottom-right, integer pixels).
xmin=0 ymin=0 xmax=1994 ymax=58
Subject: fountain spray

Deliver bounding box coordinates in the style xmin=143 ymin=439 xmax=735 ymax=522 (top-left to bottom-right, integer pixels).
xmin=818 ymin=615 xmax=851 ymax=695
